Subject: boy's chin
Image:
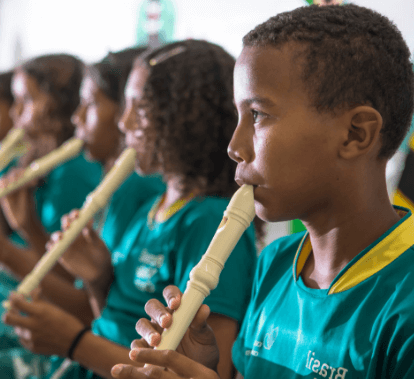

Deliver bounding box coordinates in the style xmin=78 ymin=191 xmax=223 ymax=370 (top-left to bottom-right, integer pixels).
xmin=255 ymin=204 xmax=293 ymax=224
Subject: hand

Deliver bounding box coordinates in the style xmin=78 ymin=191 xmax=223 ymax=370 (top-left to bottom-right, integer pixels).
xmin=132 ymin=285 xmax=220 ymax=371
xmin=0 ymin=168 xmax=40 ymax=234
xmin=46 ymin=210 xmax=112 ymax=285
xmin=111 ymin=349 xmax=220 ymax=379
xmin=2 ymin=288 xmax=86 ymax=356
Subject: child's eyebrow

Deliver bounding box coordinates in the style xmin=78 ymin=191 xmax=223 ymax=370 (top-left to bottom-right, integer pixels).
xmin=234 ymin=97 xmax=277 ymax=108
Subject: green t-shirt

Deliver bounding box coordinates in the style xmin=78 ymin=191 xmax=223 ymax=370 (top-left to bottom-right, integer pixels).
xmin=100 ymin=172 xmax=165 ymax=253
xmin=5 ymin=153 xmax=103 ymax=247
xmin=48 ymin=194 xmax=257 ymax=379
xmin=233 ymin=206 xmax=414 ymax=378
xmin=93 ymin=195 xmax=257 ymax=347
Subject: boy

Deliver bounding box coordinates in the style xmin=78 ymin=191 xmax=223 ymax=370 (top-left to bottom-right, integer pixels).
xmin=111 ymin=4 xmax=414 ymax=378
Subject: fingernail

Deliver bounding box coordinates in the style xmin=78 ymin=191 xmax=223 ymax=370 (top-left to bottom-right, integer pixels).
xmin=160 ymin=314 xmax=169 ymax=326
xmin=149 ymin=333 xmax=159 ymax=345
xmin=168 ymin=296 xmax=178 ymax=308
xmin=129 ymin=349 xmax=138 ymax=360
xmin=111 ymin=364 xmax=122 ymax=376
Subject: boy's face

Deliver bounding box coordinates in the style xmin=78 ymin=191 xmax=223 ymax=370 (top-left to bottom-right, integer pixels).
xmin=230 ymin=44 xmax=344 ymax=222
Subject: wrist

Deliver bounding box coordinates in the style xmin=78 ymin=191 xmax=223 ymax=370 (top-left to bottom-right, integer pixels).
xmin=67 ymin=326 xmax=91 ymax=360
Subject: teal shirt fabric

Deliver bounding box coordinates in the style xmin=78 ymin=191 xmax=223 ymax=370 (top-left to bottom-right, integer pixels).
xmin=100 ymin=172 xmax=165 ymax=253
xmin=47 ymin=194 xmax=257 ymax=379
xmin=93 ymin=195 xmax=257 ymax=348
xmin=4 ymin=153 xmax=103 ymax=247
xmin=233 ymin=208 xmax=414 ymax=378
xmin=0 ymin=152 xmax=103 ymax=377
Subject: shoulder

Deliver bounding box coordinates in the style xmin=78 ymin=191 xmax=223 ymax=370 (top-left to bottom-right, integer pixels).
xmin=49 ymin=152 xmax=102 ymax=183
xmin=180 ymin=196 xmax=228 ymax=226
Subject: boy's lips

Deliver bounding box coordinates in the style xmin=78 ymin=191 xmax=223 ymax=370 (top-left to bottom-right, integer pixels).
xmin=235 ymin=177 xmax=259 ymax=189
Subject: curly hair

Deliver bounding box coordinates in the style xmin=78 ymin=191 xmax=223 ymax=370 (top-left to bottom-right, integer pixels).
xmin=20 ymin=54 xmax=84 ymax=144
xmin=86 ymin=46 xmax=147 ymax=104
xmin=136 ymin=40 xmax=265 ymax=243
xmin=0 ymin=71 xmax=13 ymax=104
xmin=243 ymin=4 xmax=414 ymax=159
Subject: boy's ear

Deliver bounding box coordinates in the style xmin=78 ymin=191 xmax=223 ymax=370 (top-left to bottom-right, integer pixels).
xmin=339 ymin=106 xmax=383 ymax=160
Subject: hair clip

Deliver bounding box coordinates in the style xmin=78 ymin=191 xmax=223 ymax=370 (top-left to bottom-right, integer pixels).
xmin=149 ymin=46 xmax=187 ymax=66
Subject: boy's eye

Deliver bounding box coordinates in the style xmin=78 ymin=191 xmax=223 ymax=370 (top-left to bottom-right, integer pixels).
xmin=251 ymin=110 xmax=261 ymax=123
xmin=251 ymin=109 xmax=267 ymax=124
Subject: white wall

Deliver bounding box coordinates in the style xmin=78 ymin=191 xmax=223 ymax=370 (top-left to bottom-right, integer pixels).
xmin=0 ymin=0 xmax=412 ymax=69
xmin=0 ymin=0 xmax=412 ymax=246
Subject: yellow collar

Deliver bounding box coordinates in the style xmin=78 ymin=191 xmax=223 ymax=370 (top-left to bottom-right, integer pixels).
xmin=293 ymin=206 xmax=414 ymax=295
xmin=147 ymin=193 xmax=195 ymax=229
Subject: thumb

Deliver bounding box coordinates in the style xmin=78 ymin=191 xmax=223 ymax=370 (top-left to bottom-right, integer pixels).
xmin=30 ymin=287 xmax=42 ymax=302
xmin=189 ymin=304 xmax=211 ymax=332
xmin=81 ymin=223 xmax=100 ymax=244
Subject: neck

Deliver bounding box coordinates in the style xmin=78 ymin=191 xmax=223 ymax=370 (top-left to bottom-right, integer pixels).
xmin=102 ymin=153 xmax=119 ymax=174
xmin=159 ymin=175 xmax=201 ymax=212
xmin=301 ymin=168 xmax=401 ymax=289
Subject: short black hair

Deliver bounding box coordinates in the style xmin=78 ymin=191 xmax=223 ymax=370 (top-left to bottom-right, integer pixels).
xmin=243 ymin=4 xmax=414 ymax=159
xmin=0 ymin=71 xmax=13 ymax=104
xmin=87 ymin=46 xmax=147 ymax=104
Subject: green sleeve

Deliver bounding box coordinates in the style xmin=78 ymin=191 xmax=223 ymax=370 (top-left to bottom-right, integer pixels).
xmin=35 ymin=156 xmax=102 ymax=233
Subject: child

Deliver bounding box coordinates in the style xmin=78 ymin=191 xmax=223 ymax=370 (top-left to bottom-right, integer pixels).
xmin=0 ymin=47 xmax=166 ymax=377
xmin=0 ymin=71 xmax=14 ymax=141
xmin=111 ymin=4 xmax=414 ymax=379
xmin=4 ymin=40 xmax=261 ymax=379
xmin=0 ymin=54 xmax=102 ymax=253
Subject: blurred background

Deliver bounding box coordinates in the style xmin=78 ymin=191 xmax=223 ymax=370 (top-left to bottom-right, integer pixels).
xmin=0 ymin=0 xmax=412 ymax=70
xmin=0 ymin=0 xmax=412 ymax=245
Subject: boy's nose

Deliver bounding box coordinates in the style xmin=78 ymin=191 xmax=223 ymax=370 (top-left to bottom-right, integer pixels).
xmin=227 ymin=122 xmax=254 ymax=164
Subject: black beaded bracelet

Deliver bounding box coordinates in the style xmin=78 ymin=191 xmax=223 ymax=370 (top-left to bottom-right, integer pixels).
xmin=67 ymin=326 xmax=91 ymax=360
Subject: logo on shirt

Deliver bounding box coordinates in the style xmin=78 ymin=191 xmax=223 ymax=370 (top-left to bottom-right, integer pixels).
xmin=264 ymin=326 xmax=279 ymax=350
xmin=246 ymin=326 xmax=279 ymax=357
xmin=134 ymin=249 xmax=165 ymax=293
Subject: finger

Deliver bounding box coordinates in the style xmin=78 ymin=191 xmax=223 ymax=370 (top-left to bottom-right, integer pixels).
xmin=130 ymin=338 xmax=150 ymax=350
xmin=81 ymin=226 xmax=92 ymax=243
xmin=135 ymin=319 xmax=162 ymax=347
xmin=130 ymin=348 xmax=208 ymax=378
xmin=30 ymin=287 xmax=42 ymax=302
xmin=47 ymin=231 xmax=63 ymax=250
xmin=162 ymin=286 xmax=182 ymax=310
xmin=189 ymin=304 xmax=210 ymax=331
xmin=61 ymin=209 xmax=80 ymax=230
xmin=111 ymin=364 xmax=147 ymax=379
xmin=17 ymin=336 xmax=34 ymax=352
xmin=68 ymin=209 xmax=80 ymax=224
xmin=3 ymin=309 xmax=33 ymax=329
xmin=8 ymin=293 xmax=37 ymax=315
xmin=144 ymin=299 xmax=173 ymax=329
xmin=14 ymin=326 xmax=32 ymax=340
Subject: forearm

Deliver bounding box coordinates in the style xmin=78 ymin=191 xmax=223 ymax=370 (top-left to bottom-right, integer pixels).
xmin=83 ymin=271 xmax=114 ymax=318
xmin=73 ymin=332 xmax=141 ymax=379
xmin=208 ymin=313 xmax=239 ymax=379
xmin=2 ymin=244 xmax=94 ymax=324
xmin=19 ymin=215 xmax=50 ymax=257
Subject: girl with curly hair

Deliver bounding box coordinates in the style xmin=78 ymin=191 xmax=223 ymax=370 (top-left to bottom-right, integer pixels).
xmin=4 ymin=40 xmax=261 ymax=379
